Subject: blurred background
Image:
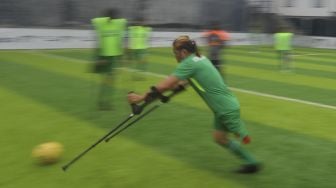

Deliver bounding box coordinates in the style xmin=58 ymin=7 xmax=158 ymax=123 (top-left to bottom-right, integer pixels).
xmin=1 ymin=1 xmax=335 ymax=188
xmin=1 ymin=0 xmax=336 ymax=36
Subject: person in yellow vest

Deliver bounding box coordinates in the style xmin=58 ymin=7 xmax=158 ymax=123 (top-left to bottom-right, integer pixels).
xmin=91 ymin=9 xmax=127 ymax=110
xmin=128 ymin=18 xmax=152 ymax=80
xmin=274 ymin=28 xmax=294 ymax=71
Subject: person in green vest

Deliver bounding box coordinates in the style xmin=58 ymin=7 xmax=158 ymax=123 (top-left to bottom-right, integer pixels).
xmin=91 ymin=9 xmax=127 ymax=110
xmin=127 ymin=18 xmax=152 ymax=80
xmin=127 ymin=36 xmax=261 ymax=174
xmin=274 ymin=28 xmax=294 ymax=71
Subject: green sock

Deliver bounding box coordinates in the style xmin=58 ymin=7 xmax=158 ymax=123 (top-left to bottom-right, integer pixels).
xmin=225 ymin=140 xmax=258 ymax=165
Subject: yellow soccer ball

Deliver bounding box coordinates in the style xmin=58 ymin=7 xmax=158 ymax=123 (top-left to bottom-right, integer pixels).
xmin=32 ymin=142 xmax=64 ymax=165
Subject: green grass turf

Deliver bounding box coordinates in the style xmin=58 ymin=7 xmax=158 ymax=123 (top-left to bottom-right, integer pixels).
xmin=0 ymin=46 xmax=335 ymax=188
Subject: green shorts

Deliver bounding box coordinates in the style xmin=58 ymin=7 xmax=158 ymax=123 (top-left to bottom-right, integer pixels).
xmin=94 ymin=56 xmax=120 ymax=73
xmin=129 ymin=49 xmax=146 ymax=61
xmin=214 ymin=110 xmax=248 ymax=137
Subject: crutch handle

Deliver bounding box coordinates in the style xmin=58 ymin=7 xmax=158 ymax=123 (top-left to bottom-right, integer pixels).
xmin=129 ymin=85 xmax=186 ymax=115
xmin=129 ymin=87 xmax=160 ymax=115
xmin=131 ymin=103 xmax=143 ymax=115
xmin=128 ymin=91 xmax=144 ymax=115
xmin=162 ymin=85 xmax=186 ymax=103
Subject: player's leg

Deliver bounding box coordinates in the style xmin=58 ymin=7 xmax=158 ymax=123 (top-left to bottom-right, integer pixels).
xmin=134 ymin=49 xmax=147 ymax=80
xmin=128 ymin=49 xmax=137 ymax=79
xmin=98 ymin=74 xmax=111 ymax=110
xmin=97 ymin=56 xmax=117 ymax=110
xmin=213 ymin=129 xmax=259 ymax=173
xmin=214 ymin=113 xmax=260 ymax=173
xmin=213 ymin=129 xmax=257 ymax=164
xmin=277 ymin=50 xmax=283 ymax=70
xmin=95 ymin=56 xmax=109 ymax=110
xmin=135 ymin=49 xmax=146 ymax=72
xmin=130 ymin=50 xmax=143 ymax=80
xmin=217 ymin=58 xmax=225 ymax=78
xmin=284 ymin=50 xmax=292 ymax=71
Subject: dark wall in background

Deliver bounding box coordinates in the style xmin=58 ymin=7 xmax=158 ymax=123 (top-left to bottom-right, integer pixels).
xmin=0 ymin=0 xmax=247 ymax=31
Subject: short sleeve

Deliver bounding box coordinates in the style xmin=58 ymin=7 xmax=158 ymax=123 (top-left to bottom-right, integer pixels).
xmin=172 ymin=60 xmax=195 ymax=80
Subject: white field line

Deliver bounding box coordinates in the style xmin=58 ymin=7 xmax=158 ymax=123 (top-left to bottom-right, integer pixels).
xmin=229 ymin=87 xmax=336 ymax=110
xmin=291 ymin=53 xmax=324 ymax=57
xmin=32 ymin=51 xmax=336 ymax=110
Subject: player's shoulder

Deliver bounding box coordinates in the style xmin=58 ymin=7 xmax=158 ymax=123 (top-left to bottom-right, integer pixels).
xmin=182 ymin=55 xmax=207 ymax=65
xmin=192 ymin=55 xmax=207 ymax=62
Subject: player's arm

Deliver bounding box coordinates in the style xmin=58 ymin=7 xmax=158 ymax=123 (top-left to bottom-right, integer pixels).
xmin=155 ymin=75 xmax=180 ymax=93
xmin=128 ymin=75 xmax=182 ymax=104
xmin=175 ymin=80 xmax=188 ymax=89
xmin=128 ymin=56 xmax=193 ymax=104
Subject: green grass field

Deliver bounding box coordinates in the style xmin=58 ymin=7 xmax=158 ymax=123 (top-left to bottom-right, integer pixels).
xmin=0 ymin=46 xmax=335 ymax=188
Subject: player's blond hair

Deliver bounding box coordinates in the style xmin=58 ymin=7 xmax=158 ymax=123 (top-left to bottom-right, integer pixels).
xmin=173 ymin=35 xmax=201 ymax=57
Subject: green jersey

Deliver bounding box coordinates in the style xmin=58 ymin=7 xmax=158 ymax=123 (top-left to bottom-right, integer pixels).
xmin=173 ymin=54 xmax=240 ymax=114
xmin=92 ymin=17 xmax=127 ymax=56
xmin=128 ymin=26 xmax=152 ymax=49
xmin=274 ymin=32 xmax=293 ymax=51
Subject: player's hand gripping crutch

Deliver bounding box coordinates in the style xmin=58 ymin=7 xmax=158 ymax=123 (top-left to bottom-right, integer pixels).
xmin=104 ymin=85 xmax=186 ymax=142
xmin=62 ymin=85 xmax=185 ymax=171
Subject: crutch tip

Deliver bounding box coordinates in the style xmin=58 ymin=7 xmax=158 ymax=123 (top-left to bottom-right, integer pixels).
xmin=61 ymin=166 xmax=68 ymax=172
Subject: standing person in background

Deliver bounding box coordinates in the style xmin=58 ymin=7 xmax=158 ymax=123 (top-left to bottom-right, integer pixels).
xmin=128 ymin=18 xmax=152 ymax=80
xmin=274 ymin=28 xmax=294 ymax=71
xmin=203 ymin=22 xmax=230 ymax=76
xmin=91 ymin=9 xmax=127 ymax=110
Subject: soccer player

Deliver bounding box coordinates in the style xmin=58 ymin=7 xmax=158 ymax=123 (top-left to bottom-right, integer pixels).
xmin=128 ymin=18 xmax=152 ymax=80
xmin=274 ymin=28 xmax=294 ymax=71
xmin=203 ymin=22 xmax=230 ymax=74
xmin=128 ymin=36 xmax=260 ymax=174
xmin=91 ymin=9 xmax=127 ymax=110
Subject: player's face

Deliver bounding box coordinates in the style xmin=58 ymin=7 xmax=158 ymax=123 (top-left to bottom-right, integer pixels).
xmin=173 ymin=48 xmax=183 ymax=62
